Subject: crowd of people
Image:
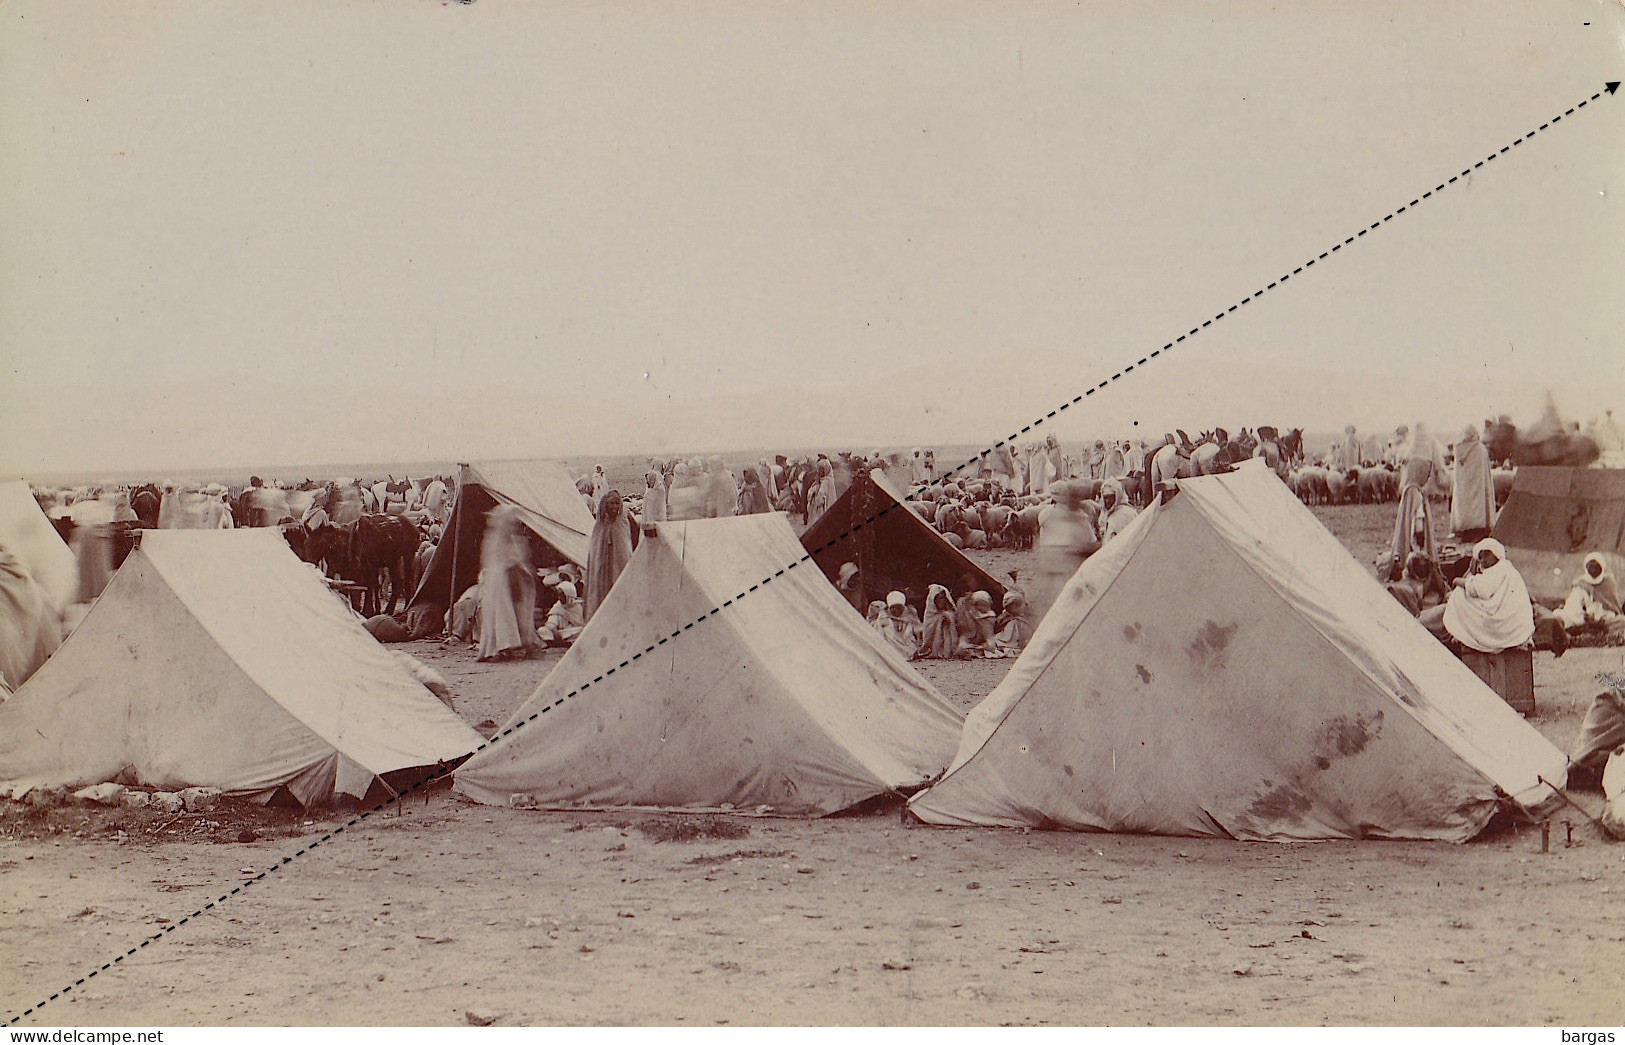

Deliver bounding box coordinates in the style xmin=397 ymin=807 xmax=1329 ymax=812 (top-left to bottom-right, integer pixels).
xmin=11 ymin=404 xmax=1623 ymax=689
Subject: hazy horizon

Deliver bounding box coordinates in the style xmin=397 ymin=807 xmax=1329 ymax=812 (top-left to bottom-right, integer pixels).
xmin=4 ymin=2 xmax=1622 ymax=476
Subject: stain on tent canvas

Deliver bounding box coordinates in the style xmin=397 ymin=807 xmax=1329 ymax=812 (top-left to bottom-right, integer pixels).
xmin=1187 ymin=620 xmax=1239 ymax=668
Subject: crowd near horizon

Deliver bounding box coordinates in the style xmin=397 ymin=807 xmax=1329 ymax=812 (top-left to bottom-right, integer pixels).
xmin=8 ymin=397 xmax=1619 ymax=690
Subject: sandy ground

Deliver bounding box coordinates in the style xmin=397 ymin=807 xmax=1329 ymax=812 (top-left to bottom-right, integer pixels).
xmin=3 ymin=504 xmax=1623 ymax=1027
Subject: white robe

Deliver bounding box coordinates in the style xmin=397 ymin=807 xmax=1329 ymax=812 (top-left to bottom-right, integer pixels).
xmin=1442 ymin=559 xmax=1534 ymax=653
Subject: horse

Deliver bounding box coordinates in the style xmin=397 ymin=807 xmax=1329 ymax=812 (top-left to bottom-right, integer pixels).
xmin=1484 ymin=416 xmax=1517 ymax=468
xmin=129 ymin=484 xmax=162 ymax=528
xmin=383 ymin=475 xmax=418 ymax=510
xmin=1278 ymin=428 xmax=1305 ymax=467
xmin=307 ymin=515 xmax=419 ymax=616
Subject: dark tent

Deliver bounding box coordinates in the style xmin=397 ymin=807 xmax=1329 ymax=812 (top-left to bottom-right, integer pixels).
xmin=1492 ymin=467 xmax=1625 ymax=603
xmin=800 ymin=469 xmax=1006 ymax=613
xmin=409 ymin=461 xmax=594 ymax=613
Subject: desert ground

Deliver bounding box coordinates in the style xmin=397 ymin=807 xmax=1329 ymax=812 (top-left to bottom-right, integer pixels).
xmin=3 ymin=502 xmax=1622 ymax=1027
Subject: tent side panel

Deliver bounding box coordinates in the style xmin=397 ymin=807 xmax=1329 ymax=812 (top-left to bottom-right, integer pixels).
xmin=455 ymin=535 xmax=886 ymax=814
xmin=0 ymin=554 xmax=336 ymax=800
xmin=141 ymin=530 xmax=483 ymax=777
xmin=912 ymin=502 xmax=1501 ymax=840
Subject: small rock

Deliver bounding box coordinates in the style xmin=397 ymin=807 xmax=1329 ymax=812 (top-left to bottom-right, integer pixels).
xmin=509 ymin=794 xmax=538 ymax=809
xmin=118 ymin=790 xmax=152 ymax=810
xmin=73 ymin=783 xmax=125 ymax=806
xmin=966 ymin=882 xmax=982 ymax=890
xmin=26 ymin=786 xmax=72 ymax=808
xmin=237 ymin=830 xmax=259 ymax=843
xmin=882 ymin=961 xmax=912 ymax=971
xmin=150 ymin=792 xmax=184 ymax=814
xmin=465 ymin=1011 xmax=499 ymax=1027
xmin=179 ymin=787 xmax=221 ymax=812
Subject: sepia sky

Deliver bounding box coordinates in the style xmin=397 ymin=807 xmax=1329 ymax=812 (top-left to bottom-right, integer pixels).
xmin=2 ymin=0 xmax=1623 ymax=475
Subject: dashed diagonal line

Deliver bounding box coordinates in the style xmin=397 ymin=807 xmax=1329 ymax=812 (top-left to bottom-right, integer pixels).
xmin=9 ymin=79 xmax=1618 ymax=1025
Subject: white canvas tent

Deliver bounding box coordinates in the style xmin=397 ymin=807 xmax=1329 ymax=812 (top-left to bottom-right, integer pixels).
xmin=909 ymin=463 xmax=1569 ymax=841
xmin=456 ymin=514 xmax=964 ymax=815
xmin=0 ymin=481 xmax=77 ymax=612
xmin=410 ymin=460 xmax=594 ymax=611
xmin=0 ymin=529 xmax=484 ymax=806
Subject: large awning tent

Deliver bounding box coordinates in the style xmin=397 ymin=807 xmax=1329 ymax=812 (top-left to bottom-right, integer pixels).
xmin=0 ymin=481 xmax=77 ymax=613
xmin=1492 ymin=466 xmax=1625 ymax=603
xmin=909 ymin=464 xmax=1569 ymax=842
xmin=410 ymin=460 xmax=595 ymax=612
xmin=0 ymin=529 xmax=483 ymax=807
xmin=800 ymin=468 xmax=1006 ymax=612
xmin=456 ymin=515 xmax=964 ymax=816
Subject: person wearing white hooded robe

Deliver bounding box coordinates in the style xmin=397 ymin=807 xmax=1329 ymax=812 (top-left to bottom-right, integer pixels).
xmin=1554 ymin=553 xmax=1623 ymax=630
xmin=1449 ymin=423 xmax=1496 ymax=540
xmin=1419 ymin=538 xmax=1534 ymax=653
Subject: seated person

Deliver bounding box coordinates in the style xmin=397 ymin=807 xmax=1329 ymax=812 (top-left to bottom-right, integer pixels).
xmin=536 ymin=581 xmax=585 ymax=647
xmin=447 ymin=581 xmax=480 ymax=645
xmin=917 ymin=584 xmax=960 ymax=659
xmin=1386 ymin=552 xmax=1450 ymax=617
xmin=836 ymin=561 xmax=864 ymax=614
xmin=1553 ymin=553 xmax=1623 ymax=631
xmin=1419 ymin=539 xmax=1534 ymax=653
xmin=956 ymin=590 xmax=1002 ymax=658
xmin=872 ymin=590 xmax=921 ymax=660
xmin=994 ymin=590 xmax=1034 ymax=654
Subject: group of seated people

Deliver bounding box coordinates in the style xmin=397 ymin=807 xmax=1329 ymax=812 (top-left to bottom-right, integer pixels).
xmin=860 ymin=570 xmax=1033 ymax=662
xmin=1386 ymin=538 xmax=1623 ymax=656
xmin=444 ymin=560 xmax=588 ymax=657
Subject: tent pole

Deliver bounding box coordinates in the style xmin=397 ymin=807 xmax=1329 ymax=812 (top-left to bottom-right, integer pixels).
xmin=447 ymin=470 xmax=462 ymax=633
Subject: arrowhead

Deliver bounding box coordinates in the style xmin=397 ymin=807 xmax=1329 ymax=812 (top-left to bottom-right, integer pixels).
xmin=1608 ymin=82 xmax=1620 ymax=95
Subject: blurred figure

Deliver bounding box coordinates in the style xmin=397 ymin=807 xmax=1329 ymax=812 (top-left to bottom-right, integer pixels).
xmin=805 ymin=460 xmax=837 ymax=523
xmin=641 ymin=471 xmax=668 ymax=532
xmin=477 ymin=505 xmax=540 ymax=662
xmin=1450 ymin=423 xmax=1495 ymax=542
xmin=68 ymin=495 xmax=114 ymax=604
xmin=1334 ymin=425 xmax=1362 ymax=472
xmin=1096 ymin=479 xmax=1137 ymax=544
xmin=1026 ymin=481 xmax=1100 ymax=627
xmin=737 ymin=467 xmax=771 ymax=515
xmin=1401 ymin=423 xmax=1447 ymax=490
xmin=667 ymin=462 xmax=706 ymax=521
xmin=591 ymin=464 xmax=608 ymax=512
xmin=0 ymin=541 xmax=64 ymax=691
xmin=421 ymin=475 xmax=450 ymax=525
